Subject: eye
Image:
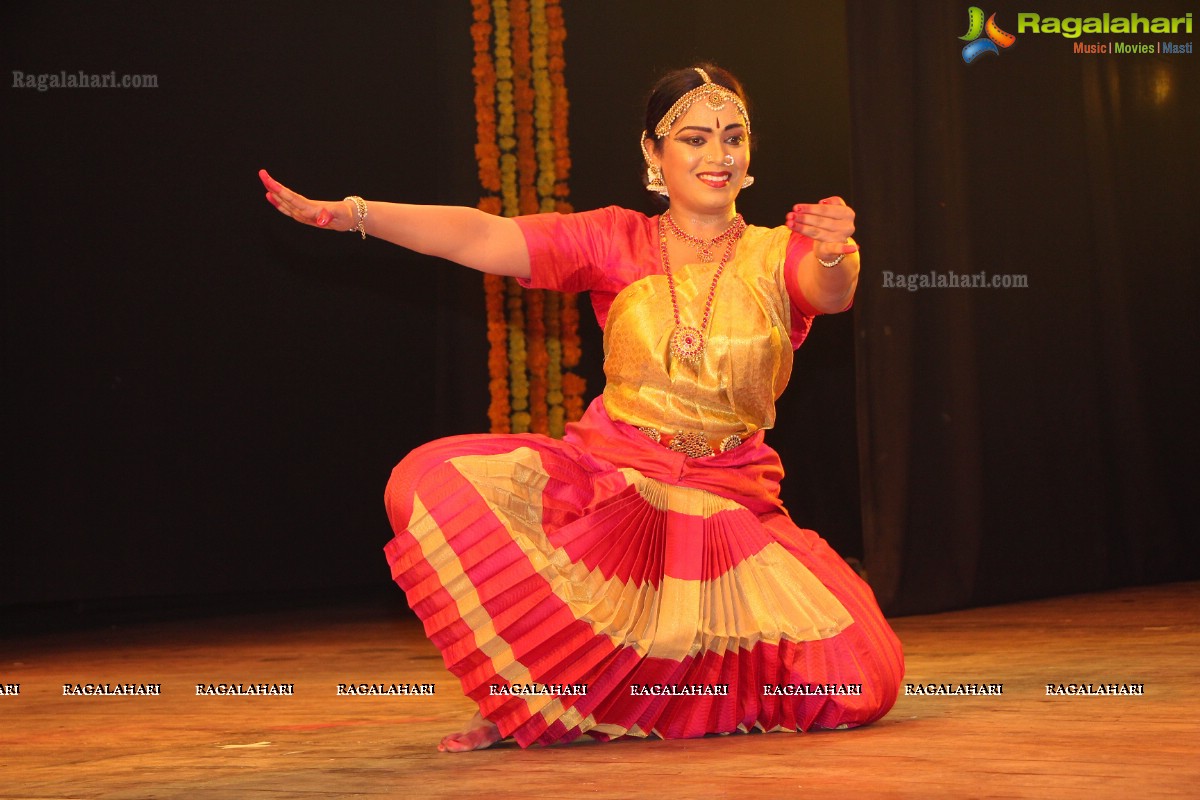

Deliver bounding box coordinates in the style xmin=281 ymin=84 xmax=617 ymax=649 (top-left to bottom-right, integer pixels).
xmin=725 ymin=134 xmax=746 ymax=146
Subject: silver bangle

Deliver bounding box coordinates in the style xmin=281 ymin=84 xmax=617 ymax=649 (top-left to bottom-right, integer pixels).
xmin=345 ymin=196 xmax=368 ymax=239
xmin=817 ymin=252 xmax=846 ymax=268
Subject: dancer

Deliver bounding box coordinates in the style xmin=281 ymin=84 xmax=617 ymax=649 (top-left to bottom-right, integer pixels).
xmin=260 ymin=64 xmax=903 ymax=752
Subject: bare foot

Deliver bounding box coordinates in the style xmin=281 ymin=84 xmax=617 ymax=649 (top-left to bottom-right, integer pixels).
xmin=437 ymin=711 xmax=502 ymax=753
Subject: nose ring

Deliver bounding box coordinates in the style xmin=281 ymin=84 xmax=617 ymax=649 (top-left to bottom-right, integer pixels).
xmin=706 ymin=154 xmax=735 ymax=167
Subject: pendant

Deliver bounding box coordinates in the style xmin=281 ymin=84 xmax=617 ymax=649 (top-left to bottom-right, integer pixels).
xmin=705 ymin=90 xmax=728 ymax=112
xmin=670 ymin=325 xmax=705 ymax=365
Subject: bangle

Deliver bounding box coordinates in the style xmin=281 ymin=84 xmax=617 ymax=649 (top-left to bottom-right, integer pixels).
xmin=345 ymin=196 xmax=368 ymax=239
xmin=817 ymin=252 xmax=846 ymax=268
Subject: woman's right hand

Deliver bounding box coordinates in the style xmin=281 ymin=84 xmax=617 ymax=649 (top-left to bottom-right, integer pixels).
xmin=259 ymin=168 xmax=354 ymax=232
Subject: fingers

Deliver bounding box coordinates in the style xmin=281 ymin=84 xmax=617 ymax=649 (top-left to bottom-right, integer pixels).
xmin=260 ymin=168 xmax=302 ymax=208
xmin=785 ymin=197 xmax=856 ymax=246
xmin=260 ymin=168 xmax=292 ymax=211
xmin=259 ymin=168 xmax=334 ymax=228
xmin=259 ymin=169 xmax=298 ymax=210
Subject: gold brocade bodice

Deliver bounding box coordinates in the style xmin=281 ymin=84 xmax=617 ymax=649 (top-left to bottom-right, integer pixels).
xmin=602 ymin=224 xmax=795 ymax=437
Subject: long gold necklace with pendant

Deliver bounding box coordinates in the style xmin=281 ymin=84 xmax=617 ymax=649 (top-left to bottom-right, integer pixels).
xmin=658 ymin=212 xmax=746 ymax=366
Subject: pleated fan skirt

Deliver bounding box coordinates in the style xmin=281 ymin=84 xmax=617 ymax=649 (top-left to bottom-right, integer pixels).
xmin=384 ymin=398 xmax=904 ymax=747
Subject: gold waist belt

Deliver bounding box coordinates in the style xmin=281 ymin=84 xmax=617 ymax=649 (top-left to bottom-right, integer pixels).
xmin=636 ymin=426 xmax=745 ymax=459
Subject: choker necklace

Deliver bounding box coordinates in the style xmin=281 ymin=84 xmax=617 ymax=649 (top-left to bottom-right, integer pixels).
xmin=663 ymin=211 xmax=743 ymax=262
xmin=659 ymin=212 xmax=746 ymax=366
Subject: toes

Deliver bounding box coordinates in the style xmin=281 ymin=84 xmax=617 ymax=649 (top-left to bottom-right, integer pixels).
xmin=438 ymin=733 xmax=468 ymax=753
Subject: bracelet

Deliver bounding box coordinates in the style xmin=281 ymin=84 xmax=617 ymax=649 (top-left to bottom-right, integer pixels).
xmin=817 ymin=252 xmax=846 ymax=268
xmin=345 ymin=196 xmax=368 ymax=239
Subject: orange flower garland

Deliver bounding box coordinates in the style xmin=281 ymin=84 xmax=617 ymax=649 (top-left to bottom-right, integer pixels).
xmin=474 ymin=0 xmax=584 ymax=436
xmin=546 ymin=0 xmax=572 ymax=213
xmin=512 ymin=0 xmax=538 ymax=218
xmin=544 ymin=0 xmax=583 ymax=420
xmin=474 ymin=0 xmax=509 ymax=433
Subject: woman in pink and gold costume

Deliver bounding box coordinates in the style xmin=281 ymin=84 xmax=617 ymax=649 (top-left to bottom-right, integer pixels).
xmin=260 ymin=64 xmax=903 ymax=752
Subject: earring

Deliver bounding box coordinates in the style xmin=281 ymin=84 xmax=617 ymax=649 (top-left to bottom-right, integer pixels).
xmin=647 ymin=165 xmax=669 ymax=196
xmin=640 ymin=132 xmax=669 ymax=196
xmin=741 ymin=175 xmax=755 ymax=189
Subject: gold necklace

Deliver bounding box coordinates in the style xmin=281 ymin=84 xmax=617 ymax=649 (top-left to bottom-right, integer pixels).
xmin=658 ymin=213 xmax=745 ymax=366
xmin=662 ymin=210 xmax=743 ymax=262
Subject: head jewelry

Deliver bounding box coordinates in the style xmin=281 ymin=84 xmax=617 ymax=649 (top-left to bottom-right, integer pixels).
xmin=651 ymin=67 xmax=751 ymax=139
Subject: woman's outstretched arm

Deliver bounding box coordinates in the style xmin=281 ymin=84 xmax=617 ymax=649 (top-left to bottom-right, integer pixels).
xmin=785 ymin=196 xmax=860 ymax=314
xmin=259 ymin=169 xmax=531 ymax=279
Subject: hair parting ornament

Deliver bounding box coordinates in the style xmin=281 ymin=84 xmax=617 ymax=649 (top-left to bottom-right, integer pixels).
xmin=642 ymin=67 xmax=752 ymax=197
xmin=653 ymin=68 xmax=751 ymax=138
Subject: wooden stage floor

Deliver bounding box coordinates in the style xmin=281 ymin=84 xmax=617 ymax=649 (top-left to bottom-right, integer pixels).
xmin=3 ymin=582 xmax=1197 ymax=799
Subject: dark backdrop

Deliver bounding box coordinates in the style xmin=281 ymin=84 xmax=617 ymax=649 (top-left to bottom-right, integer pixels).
xmin=3 ymin=2 xmax=1195 ymax=624
xmin=847 ymin=0 xmax=1198 ymax=614
xmin=2 ymin=1 xmax=862 ymax=621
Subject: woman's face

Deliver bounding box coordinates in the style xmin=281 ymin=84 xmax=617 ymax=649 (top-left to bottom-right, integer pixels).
xmin=650 ymin=97 xmax=750 ymax=216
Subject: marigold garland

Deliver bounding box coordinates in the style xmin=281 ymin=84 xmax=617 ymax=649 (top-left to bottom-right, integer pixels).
xmin=475 ymin=0 xmax=508 ymax=432
xmin=471 ymin=7 xmax=499 ymax=193
xmin=530 ymin=0 xmax=555 ymax=211
xmin=544 ymin=0 xmax=581 ymax=409
xmin=474 ymin=0 xmax=583 ymax=436
xmin=546 ymin=0 xmax=573 ymax=212
xmin=512 ymin=0 xmax=538 ymax=217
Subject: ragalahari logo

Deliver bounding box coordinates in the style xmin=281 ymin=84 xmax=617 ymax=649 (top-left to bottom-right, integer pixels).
xmin=960 ymin=7 xmax=1017 ymax=62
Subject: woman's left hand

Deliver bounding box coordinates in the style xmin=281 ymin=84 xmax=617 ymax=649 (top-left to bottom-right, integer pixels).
xmin=785 ymin=196 xmax=859 ymax=260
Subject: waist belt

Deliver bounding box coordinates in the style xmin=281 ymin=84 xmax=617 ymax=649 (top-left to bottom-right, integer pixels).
xmin=636 ymin=426 xmax=745 ymax=459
